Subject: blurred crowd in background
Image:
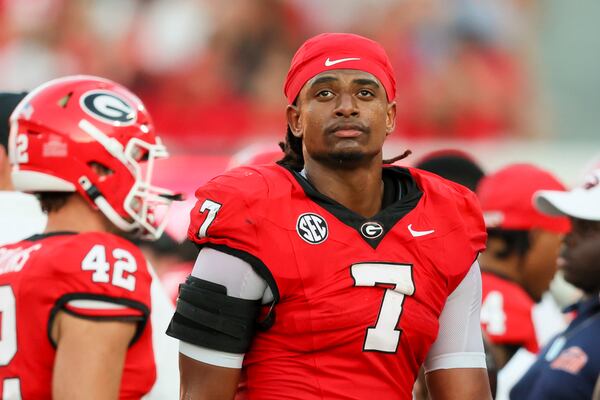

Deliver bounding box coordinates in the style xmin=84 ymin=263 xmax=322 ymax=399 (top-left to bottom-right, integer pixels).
xmin=0 ymin=0 xmax=543 ymax=151
xmin=2 ymin=1 xmax=600 ymax=398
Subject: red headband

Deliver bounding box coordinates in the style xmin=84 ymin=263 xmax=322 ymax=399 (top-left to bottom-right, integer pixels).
xmin=284 ymin=33 xmax=396 ymax=104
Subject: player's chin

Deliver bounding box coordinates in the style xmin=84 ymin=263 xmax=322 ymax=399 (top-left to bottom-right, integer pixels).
xmin=330 ymin=149 xmax=366 ymax=163
xmin=314 ymin=148 xmax=375 ymax=168
xmin=560 ymin=263 xmax=584 ymax=290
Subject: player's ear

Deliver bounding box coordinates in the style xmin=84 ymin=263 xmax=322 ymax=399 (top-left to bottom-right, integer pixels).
xmin=527 ymin=228 xmax=541 ymax=247
xmin=385 ymin=101 xmax=396 ymax=136
xmin=0 ymin=147 xmax=13 ymax=191
xmin=286 ymin=104 xmax=302 ymax=138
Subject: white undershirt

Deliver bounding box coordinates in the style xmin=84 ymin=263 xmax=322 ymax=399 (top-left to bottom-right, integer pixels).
xmin=179 ymin=248 xmax=486 ymax=371
xmin=0 ymin=191 xmax=46 ymax=246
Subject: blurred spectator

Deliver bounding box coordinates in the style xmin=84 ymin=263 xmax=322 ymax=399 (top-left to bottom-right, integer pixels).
xmin=0 ymin=0 xmax=542 ymax=150
xmin=413 ymin=148 xmax=485 ymax=191
xmin=477 ymin=163 xmax=571 ymax=400
xmin=510 ymin=169 xmax=600 ymax=399
xmin=374 ymin=0 xmax=534 ymax=139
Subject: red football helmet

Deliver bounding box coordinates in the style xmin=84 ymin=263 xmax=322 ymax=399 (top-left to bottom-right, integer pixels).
xmin=8 ymin=75 xmax=179 ymax=239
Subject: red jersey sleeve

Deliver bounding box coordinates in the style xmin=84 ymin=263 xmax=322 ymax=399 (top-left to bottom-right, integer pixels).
xmin=187 ymin=167 xmax=268 ymax=259
xmin=440 ymin=180 xmax=488 ymax=293
xmin=451 ymin=181 xmax=487 ymax=254
xmin=45 ymin=232 xmax=152 ymax=321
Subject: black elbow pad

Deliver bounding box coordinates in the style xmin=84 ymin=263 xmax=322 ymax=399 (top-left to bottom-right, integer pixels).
xmin=166 ymin=275 xmax=261 ymax=353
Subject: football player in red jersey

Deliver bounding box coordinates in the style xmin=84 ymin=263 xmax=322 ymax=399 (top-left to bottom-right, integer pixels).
xmin=476 ymin=164 xmax=571 ymax=399
xmin=0 ymin=76 xmax=180 ymax=399
xmin=168 ymin=33 xmax=492 ymax=400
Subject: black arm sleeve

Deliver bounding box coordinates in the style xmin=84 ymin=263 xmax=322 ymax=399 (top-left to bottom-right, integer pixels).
xmin=166 ymin=276 xmax=261 ymax=354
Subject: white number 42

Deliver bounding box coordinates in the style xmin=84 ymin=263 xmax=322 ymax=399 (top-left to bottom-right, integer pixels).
xmin=351 ymin=262 xmax=415 ymax=353
xmin=81 ymin=245 xmax=137 ymax=291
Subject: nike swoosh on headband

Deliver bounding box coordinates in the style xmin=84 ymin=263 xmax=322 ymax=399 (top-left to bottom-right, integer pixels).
xmin=324 ymin=57 xmax=361 ymax=67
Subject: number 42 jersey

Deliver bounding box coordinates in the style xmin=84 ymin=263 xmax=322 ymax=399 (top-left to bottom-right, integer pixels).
xmin=0 ymin=232 xmax=155 ymax=400
xmin=185 ymin=165 xmax=487 ymax=400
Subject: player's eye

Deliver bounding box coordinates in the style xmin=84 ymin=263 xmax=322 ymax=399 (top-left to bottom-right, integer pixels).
xmin=357 ymin=89 xmax=374 ymax=97
xmin=316 ymin=90 xmax=334 ymax=98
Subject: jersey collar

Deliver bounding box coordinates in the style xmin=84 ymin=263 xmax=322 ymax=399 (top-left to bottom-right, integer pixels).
xmin=285 ymin=165 xmax=423 ymax=249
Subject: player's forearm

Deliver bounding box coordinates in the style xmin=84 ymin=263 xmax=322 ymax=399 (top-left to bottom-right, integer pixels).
xmin=426 ymin=368 xmax=492 ymax=400
xmin=180 ymin=353 xmax=241 ymax=400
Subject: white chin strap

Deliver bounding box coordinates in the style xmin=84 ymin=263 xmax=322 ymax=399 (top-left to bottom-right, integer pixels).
xmin=77 ymin=175 xmax=138 ymax=233
xmin=96 ymin=196 xmax=139 ymax=232
xmin=78 ymin=119 xmax=174 ymax=239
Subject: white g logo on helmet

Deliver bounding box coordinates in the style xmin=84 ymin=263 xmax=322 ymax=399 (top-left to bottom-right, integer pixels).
xmin=80 ymin=90 xmax=136 ymax=125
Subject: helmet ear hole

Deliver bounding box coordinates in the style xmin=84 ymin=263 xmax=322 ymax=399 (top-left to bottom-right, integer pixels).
xmin=88 ymin=161 xmax=114 ymax=178
xmin=57 ymin=92 xmax=73 ymax=108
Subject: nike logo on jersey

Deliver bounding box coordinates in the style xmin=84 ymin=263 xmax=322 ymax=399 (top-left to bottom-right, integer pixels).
xmin=407 ymin=224 xmax=435 ymax=237
xmin=324 ymin=57 xmax=361 ymax=67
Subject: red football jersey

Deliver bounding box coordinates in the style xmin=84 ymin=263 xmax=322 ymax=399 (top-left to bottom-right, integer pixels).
xmin=188 ymin=165 xmax=486 ymax=400
xmin=0 ymin=232 xmax=155 ymax=400
xmin=480 ymin=271 xmax=538 ymax=353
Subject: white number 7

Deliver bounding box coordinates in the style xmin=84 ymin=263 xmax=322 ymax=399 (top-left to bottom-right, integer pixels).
xmin=351 ymin=263 xmax=415 ymax=353
xmin=197 ymin=199 xmax=222 ymax=238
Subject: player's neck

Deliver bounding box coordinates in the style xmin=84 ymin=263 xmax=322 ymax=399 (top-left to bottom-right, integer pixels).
xmin=44 ymin=195 xmax=113 ymax=234
xmin=303 ymin=158 xmax=383 ymax=218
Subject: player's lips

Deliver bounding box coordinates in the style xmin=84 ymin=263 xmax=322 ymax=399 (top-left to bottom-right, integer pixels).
xmin=326 ymin=123 xmax=369 ymax=138
xmin=557 ymin=254 xmax=574 ymax=276
xmin=334 ymin=129 xmax=362 ymax=138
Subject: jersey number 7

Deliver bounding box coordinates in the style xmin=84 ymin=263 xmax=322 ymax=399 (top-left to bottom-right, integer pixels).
xmin=351 ymin=263 xmax=415 ymax=353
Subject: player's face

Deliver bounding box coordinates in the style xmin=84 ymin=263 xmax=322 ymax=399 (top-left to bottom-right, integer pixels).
xmin=287 ymin=69 xmax=396 ymax=168
xmin=558 ymin=218 xmax=600 ymax=294
xmin=520 ymin=229 xmax=564 ymax=302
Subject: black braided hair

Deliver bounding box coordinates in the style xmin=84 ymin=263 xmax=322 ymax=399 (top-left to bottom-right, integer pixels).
xmin=383 ymin=149 xmax=412 ymax=165
xmin=277 ymin=126 xmax=304 ymax=171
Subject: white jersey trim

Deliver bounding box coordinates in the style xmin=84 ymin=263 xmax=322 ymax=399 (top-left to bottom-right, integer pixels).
xmin=424 ymin=352 xmax=487 ymax=371
xmin=67 ymin=299 xmax=129 ymax=310
xmin=179 ymin=341 xmax=244 ymax=369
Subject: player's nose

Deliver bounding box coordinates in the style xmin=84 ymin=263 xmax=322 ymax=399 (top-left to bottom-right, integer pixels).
xmin=334 ymin=92 xmax=359 ymax=118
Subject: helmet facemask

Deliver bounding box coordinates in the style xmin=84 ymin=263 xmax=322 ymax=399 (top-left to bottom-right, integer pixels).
xmin=78 ymin=119 xmax=178 ymax=239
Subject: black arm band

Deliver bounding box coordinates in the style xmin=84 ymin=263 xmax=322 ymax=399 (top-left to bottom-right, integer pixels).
xmin=166 ymin=275 xmax=261 ymax=354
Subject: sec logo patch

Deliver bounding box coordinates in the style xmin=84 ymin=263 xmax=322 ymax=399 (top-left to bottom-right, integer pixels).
xmin=297 ymin=213 xmax=328 ymax=244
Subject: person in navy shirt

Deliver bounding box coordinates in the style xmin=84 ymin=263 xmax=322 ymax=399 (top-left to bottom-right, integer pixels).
xmin=510 ymin=169 xmax=600 ymax=399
